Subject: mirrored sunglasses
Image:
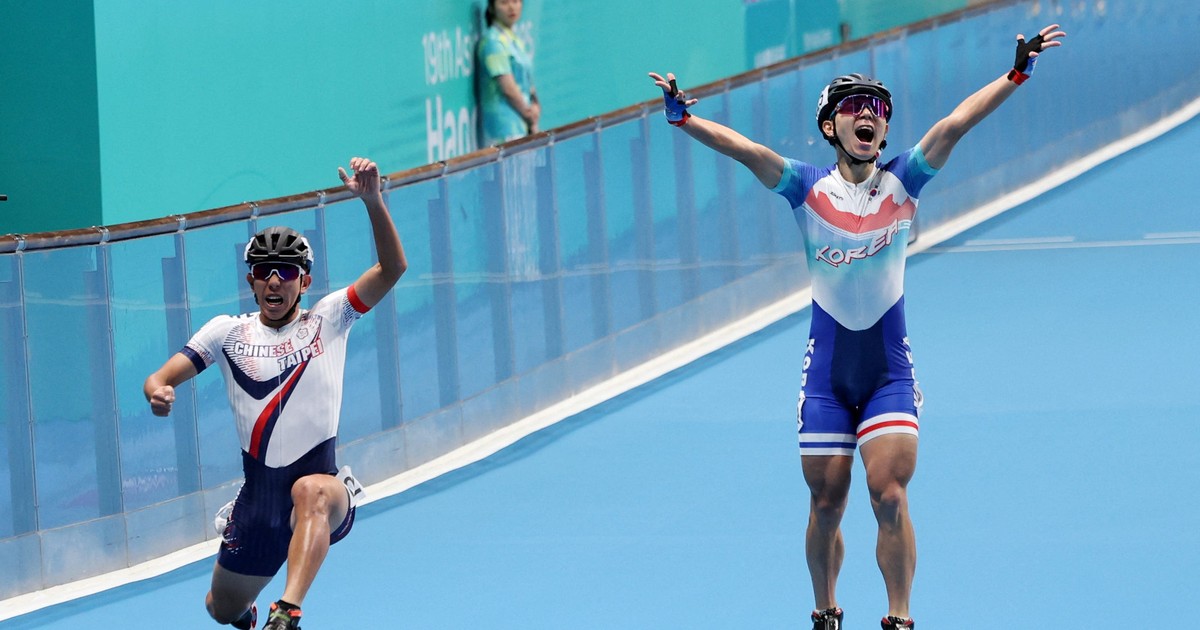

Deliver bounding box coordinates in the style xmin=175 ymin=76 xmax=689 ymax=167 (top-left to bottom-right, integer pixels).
xmin=251 ymin=262 xmax=304 ymax=282
xmin=836 ymin=94 xmax=891 ymax=119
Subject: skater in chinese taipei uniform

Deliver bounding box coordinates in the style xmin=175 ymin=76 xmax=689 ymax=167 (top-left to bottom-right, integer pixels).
xmin=145 ymin=157 xmax=407 ymax=630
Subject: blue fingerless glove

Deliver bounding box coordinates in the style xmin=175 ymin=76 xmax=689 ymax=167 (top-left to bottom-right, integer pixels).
xmin=663 ymin=79 xmax=691 ymax=126
xmin=1008 ymin=33 xmax=1045 ymax=85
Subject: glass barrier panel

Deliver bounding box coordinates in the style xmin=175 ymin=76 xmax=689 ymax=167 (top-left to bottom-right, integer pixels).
xmin=597 ymin=117 xmax=649 ymax=334
xmin=763 ymin=63 xmax=808 ymax=164
xmin=759 ymin=69 xmax=813 ymax=260
xmin=645 ymin=112 xmax=686 ymax=314
xmin=687 ymin=91 xmax=742 ymax=295
xmin=322 ymin=198 xmax=392 ymax=441
xmin=553 ymin=132 xmax=607 ymax=354
xmin=0 ymin=254 xmax=33 ymax=539
xmin=23 ymin=246 xmax=116 ymax=530
xmin=753 ymin=68 xmax=811 ymax=258
xmin=725 ymin=79 xmax=792 ymax=270
xmin=183 ymin=221 xmax=257 ymax=490
xmin=503 ymin=147 xmax=554 ymax=375
xmin=387 ymin=178 xmax=442 ymax=423
xmin=875 ymin=36 xmax=925 ymax=162
xmin=443 ymin=162 xmax=505 ymax=400
xmin=109 ymin=233 xmax=190 ymax=510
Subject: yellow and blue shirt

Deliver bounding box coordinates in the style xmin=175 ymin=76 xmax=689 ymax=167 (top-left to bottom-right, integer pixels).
xmin=477 ymin=24 xmax=535 ymax=146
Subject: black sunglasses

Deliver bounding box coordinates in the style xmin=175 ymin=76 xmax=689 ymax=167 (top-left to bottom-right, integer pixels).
xmin=250 ymin=262 xmax=305 ymax=282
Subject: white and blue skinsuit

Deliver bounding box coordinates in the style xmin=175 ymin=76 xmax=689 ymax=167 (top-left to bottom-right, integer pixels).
xmin=182 ymin=285 xmax=370 ymax=575
xmin=772 ymin=145 xmax=938 ymax=456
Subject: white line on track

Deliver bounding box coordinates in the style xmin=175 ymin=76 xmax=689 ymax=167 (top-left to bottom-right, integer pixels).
xmin=926 ymin=235 xmax=1200 ymax=253
xmin=1145 ymin=231 xmax=1200 ymax=239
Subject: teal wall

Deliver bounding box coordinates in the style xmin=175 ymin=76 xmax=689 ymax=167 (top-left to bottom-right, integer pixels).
xmin=0 ymin=0 xmax=966 ymax=235
xmin=89 ymin=1 xmax=484 ymax=232
xmin=0 ymin=0 xmax=103 ymax=234
xmin=840 ymin=0 xmax=971 ymax=37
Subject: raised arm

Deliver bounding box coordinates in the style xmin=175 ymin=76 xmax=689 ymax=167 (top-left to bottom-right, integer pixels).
xmin=648 ymin=72 xmax=786 ymax=189
xmin=919 ymin=24 xmax=1066 ymax=169
xmin=338 ymin=157 xmax=408 ymax=310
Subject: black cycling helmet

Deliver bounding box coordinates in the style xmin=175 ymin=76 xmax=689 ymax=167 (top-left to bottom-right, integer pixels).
xmin=815 ymin=73 xmax=893 ymax=142
xmin=243 ymin=226 xmax=314 ymax=273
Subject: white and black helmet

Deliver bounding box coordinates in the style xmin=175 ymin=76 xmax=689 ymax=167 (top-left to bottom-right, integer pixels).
xmin=815 ymin=73 xmax=893 ymax=143
xmin=243 ymin=226 xmax=314 ymax=273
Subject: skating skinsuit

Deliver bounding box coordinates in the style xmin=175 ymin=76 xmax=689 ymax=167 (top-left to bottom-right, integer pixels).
xmin=183 ymin=285 xmax=370 ymax=574
xmin=772 ymin=146 xmax=937 ymax=456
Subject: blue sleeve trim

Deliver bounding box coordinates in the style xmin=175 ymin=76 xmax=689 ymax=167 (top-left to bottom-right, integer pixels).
xmin=181 ymin=346 xmax=207 ymax=374
xmin=770 ymin=159 xmax=796 ymax=194
xmin=910 ymin=144 xmax=939 ymax=176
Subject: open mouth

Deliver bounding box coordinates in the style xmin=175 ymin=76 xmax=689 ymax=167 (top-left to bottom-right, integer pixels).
xmin=264 ymin=295 xmax=285 ymax=307
xmin=854 ymin=125 xmax=876 ymax=143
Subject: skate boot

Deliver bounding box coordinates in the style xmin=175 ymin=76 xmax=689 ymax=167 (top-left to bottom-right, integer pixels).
xmin=261 ymin=601 xmax=301 ymax=630
xmin=811 ymin=607 xmax=844 ymax=630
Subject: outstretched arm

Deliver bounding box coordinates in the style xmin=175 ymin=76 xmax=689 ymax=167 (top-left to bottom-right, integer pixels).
xmin=648 ymin=72 xmax=786 ymax=189
xmin=919 ymin=24 xmax=1066 ymax=169
xmin=338 ymin=157 xmax=408 ymax=310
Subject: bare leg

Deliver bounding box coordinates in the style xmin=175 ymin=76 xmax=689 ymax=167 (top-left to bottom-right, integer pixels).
xmin=801 ymin=454 xmax=854 ymax=609
xmin=860 ymin=433 xmax=918 ymax=619
xmin=280 ymin=473 xmax=350 ymax=606
xmin=207 ymin=563 xmax=272 ymax=624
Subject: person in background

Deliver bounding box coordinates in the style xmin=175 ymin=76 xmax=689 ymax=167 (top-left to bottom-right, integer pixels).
xmin=477 ymin=0 xmax=539 ymax=146
xmin=144 ymin=157 xmax=407 ymax=630
xmin=649 ymin=23 xmax=1065 ymax=630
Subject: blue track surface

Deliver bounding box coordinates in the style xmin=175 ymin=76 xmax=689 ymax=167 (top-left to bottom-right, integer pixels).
xmin=5 ymin=118 xmax=1198 ymax=629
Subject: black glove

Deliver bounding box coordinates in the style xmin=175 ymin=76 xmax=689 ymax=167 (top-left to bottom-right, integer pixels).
xmin=1008 ymin=33 xmax=1045 ymax=84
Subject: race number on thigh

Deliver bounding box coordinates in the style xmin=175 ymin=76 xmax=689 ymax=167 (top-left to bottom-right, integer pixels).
xmin=338 ymin=465 xmax=365 ymax=508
